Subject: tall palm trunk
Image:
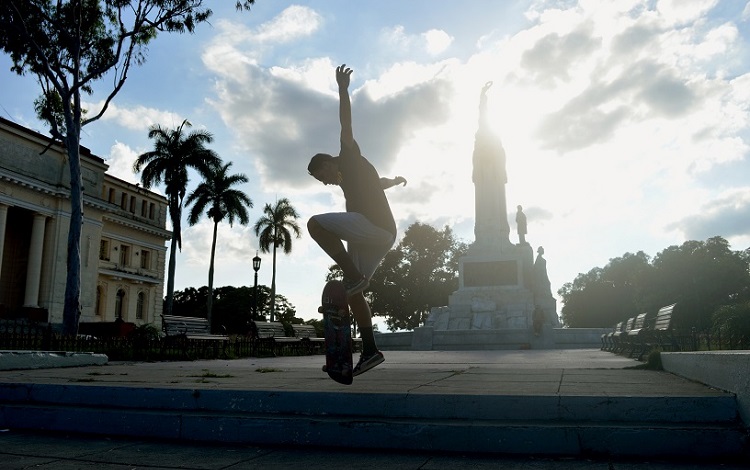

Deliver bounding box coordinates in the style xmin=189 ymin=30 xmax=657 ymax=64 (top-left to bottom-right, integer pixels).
xmin=206 ymin=220 xmax=219 ymax=331
xmin=165 ymin=237 xmax=177 ymax=317
xmin=270 ymin=226 xmax=278 ymax=322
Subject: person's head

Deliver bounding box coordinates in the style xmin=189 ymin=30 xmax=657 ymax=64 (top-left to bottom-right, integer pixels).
xmin=308 ymin=153 xmax=339 ymax=185
xmin=517 ymin=205 xmax=523 ymax=211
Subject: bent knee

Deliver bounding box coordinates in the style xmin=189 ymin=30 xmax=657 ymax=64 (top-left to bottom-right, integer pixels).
xmin=307 ymin=216 xmax=323 ymax=238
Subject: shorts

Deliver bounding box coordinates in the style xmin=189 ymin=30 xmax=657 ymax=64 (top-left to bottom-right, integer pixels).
xmin=310 ymin=212 xmax=396 ymax=279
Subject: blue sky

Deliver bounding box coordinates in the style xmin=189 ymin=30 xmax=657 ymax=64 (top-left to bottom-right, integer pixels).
xmin=2 ymin=1 xmax=750 ymax=328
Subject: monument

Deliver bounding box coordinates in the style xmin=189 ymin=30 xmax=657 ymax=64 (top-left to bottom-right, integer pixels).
xmin=423 ymin=82 xmax=558 ymax=342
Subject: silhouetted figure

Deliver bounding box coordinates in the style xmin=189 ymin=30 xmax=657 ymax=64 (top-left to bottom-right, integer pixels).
xmin=515 ymin=205 xmax=527 ymax=245
xmin=307 ymin=63 xmax=407 ymax=377
xmin=533 ymin=246 xmax=552 ymax=299
xmin=532 ymin=305 xmax=544 ymax=336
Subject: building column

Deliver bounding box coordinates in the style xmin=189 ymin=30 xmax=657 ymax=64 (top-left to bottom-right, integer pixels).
xmin=0 ymin=204 xmax=8 ymax=285
xmin=23 ymin=213 xmax=47 ymax=308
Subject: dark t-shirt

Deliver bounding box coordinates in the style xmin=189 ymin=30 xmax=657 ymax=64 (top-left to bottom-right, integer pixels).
xmin=337 ymin=139 xmax=396 ymax=236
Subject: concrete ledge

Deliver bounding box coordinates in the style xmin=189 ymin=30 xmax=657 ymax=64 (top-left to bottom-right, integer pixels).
xmin=661 ymin=351 xmax=750 ymax=427
xmin=0 ymin=351 xmax=108 ymax=370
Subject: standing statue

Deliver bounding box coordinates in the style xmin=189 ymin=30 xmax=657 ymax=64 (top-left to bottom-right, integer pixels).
xmin=472 ymin=81 xmax=509 ymax=248
xmin=515 ymin=205 xmax=527 ymax=245
xmin=533 ymin=246 xmax=552 ymax=299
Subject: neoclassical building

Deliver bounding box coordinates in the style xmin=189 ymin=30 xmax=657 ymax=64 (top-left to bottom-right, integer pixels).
xmin=0 ymin=117 xmax=170 ymax=328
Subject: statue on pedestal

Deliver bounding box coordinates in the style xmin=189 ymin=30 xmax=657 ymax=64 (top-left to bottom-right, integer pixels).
xmin=472 ymin=81 xmax=509 ymax=248
xmin=515 ymin=205 xmax=527 ymax=245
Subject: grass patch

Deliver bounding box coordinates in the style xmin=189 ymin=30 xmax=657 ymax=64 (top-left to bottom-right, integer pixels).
xmin=626 ymin=350 xmax=663 ymax=370
xmin=187 ymin=369 xmax=235 ymax=379
xmin=255 ymin=368 xmax=283 ymax=373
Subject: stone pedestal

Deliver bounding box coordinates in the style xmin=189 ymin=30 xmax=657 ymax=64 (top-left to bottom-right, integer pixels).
xmin=426 ymin=242 xmax=550 ymax=332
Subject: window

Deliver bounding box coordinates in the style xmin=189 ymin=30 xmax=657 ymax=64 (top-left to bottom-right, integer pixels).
xmin=130 ymin=195 xmax=136 ymax=213
xmin=119 ymin=245 xmax=129 ymax=266
xmin=136 ymin=292 xmax=145 ymax=320
xmin=141 ymin=200 xmax=148 ymax=217
xmin=120 ymin=193 xmax=127 ymax=209
xmin=108 ymin=188 xmax=115 ymax=203
xmin=99 ymin=240 xmax=110 ymax=260
xmin=140 ymin=250 xmax=150 ymax=270
xmin=149 ymin=203 xmax=155 ymax=220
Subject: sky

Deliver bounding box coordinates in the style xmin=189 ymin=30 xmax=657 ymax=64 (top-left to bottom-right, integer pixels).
xmin=2 ymin=0 xmax=750 ymax=329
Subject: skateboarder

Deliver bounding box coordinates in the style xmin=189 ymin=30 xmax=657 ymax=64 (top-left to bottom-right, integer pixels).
xmin=308 ymin=63 xmax=406 ymax=376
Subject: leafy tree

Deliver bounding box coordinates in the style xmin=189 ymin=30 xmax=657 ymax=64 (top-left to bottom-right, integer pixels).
xmin=171 ymin=286 xmax=208 ymax=317
xmin=559 ymin=237 xmax=750 ymax=331
xmin=171 ymin=285 xmax=300 ymax=335
xmin=0 ymin=0 xmax=254 ymax=335
xmin=185 ymin=162 xmax=252 ymax=330
xmin=253 ymin=198 xmax=301 ymax=322
xmin=331 ymin=222 xmax=467 ymax=331
xmin=133 ymin=120 xmax=221 ymax=318
xmin=712 ymin=301 xmax=750 ymax=349
xmin=559 ymin=251 xmax=653 ymax=327
xmin=650 ymin=236 xmax=750 ymax=331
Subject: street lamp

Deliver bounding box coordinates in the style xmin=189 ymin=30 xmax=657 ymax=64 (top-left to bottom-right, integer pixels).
xmin=252 ymin=252 xmax=261 ymax=321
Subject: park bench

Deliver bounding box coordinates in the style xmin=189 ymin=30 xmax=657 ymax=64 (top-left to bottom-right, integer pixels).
xmin=643 ymin=303 xmax=680 ymax=352
xmin=161 ymin=314 xmax=227 ymax=339
xmin=252 ymin=321 xmax=303 ymax=356
xmin=623 ymin=312 xmax=650 ymax=359
xmin=601 ymin=321 xmax=623 ymax=351
xmin=610 ymin=316 xmax=636 ymax=354
xmin=292 ymin=324 xmax=324 ymax=354
xmin=161 ymin=314 xmax=229 ymax=359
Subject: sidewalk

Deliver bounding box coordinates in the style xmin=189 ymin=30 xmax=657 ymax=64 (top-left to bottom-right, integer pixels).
xmin=0 ymin=349 xmax=747 ymax=462
xmin=1 ymin=429 xmax=747 ymax=469
xmin=0 ymin=349 xmax=717 ymax=395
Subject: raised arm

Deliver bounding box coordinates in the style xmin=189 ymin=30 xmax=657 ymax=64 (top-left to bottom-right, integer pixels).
xmin=380 ymin=176 xmax=407 ymax=190
xmin=337 ymin=64 xmax=355 ymax=149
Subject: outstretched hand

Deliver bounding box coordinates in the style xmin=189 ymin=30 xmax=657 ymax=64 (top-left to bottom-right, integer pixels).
xmin=336 ymin=64 xmax=353 ymax=90
xmin=395 ymin=176 xmax=407 ymax=186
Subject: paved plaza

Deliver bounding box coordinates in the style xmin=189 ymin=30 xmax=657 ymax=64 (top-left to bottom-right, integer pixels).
xmin=0 ymin=349 xmax=747 ymax=467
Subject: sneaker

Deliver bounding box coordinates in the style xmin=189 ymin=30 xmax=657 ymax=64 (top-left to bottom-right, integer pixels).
xmin=353 ymin=351 xmax=384 ymax=376
xmin=344 ymin=276 xmax=369 ymax=297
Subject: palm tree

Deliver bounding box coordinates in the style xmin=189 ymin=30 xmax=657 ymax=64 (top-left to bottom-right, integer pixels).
xmin=253 ymin=198 xmax=301 ymax=322
xmin=133 ymin=119 xmax=221 ymax=317
xmin=185 ymin=162 xmax=253 ymax=330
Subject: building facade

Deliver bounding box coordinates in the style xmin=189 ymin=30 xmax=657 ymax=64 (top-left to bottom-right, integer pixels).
xmin=0 ymin=117 xmax=170 ymax=328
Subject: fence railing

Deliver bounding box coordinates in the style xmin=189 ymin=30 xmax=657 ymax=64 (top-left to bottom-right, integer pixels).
xmin=0 ymin=320 xmax=311 ymax=361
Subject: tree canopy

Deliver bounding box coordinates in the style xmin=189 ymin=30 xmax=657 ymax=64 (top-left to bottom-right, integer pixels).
xmin=327 ymin=222 xmax=468 ymax=331
xmin=171 ymin=284 xmax=298 ymax=335
xmin=559 ymin=236 xmax=750 ymax=331
xmin=0 ymin=0 xmax=254 ymax=334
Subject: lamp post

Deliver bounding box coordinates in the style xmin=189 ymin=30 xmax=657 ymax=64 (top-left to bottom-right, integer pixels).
xmin=252 ymin=252 xmax=261 ymax=321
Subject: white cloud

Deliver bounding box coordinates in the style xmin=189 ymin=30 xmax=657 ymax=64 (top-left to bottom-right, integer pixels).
xmin=84 ymin=101 xmax=184 ymax=131
xmin=423 ymin=29 xmax=454 ymax=56
xmin=103 ymin=141 xmax=141 ymax=186
xmin=380 ymin=26 xmax=454 ymax=57
xmin=656 ymin=0 xmax=720 ymax=26
xmin=254 ymin=5 xmax=322 ymax=43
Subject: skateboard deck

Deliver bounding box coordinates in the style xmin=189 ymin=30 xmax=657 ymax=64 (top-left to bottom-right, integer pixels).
xmin=317 ymin=280 xmax=353 ymax=385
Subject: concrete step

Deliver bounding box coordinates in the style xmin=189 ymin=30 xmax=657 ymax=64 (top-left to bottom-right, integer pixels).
xmin=0 ymin=383 xmax=746 ymax=458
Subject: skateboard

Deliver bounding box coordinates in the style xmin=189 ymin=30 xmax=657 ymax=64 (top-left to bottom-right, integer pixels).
xmin=317 ymin=280 xmax=353 ymax=385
